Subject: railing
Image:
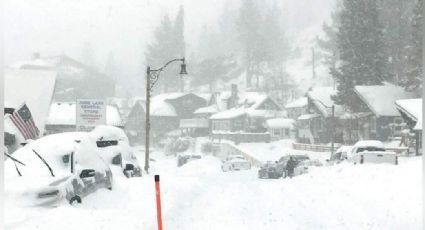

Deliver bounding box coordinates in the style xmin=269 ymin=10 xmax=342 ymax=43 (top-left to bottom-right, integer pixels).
xmin=219 ymin=142 xmax=262 ymax=167
xmin=212 ymin=132 xmax=271 ymax=144
xmin=179 ymin=118 xmax=209 ymax=128
xmin=292 ymin=142 xmax=340 ymax=152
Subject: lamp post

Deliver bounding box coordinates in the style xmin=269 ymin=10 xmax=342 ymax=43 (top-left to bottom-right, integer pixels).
xmin=312 ymin=99 xmax=335 ymax=159
xmin=145 ymin=58 xmax=187 ymax=173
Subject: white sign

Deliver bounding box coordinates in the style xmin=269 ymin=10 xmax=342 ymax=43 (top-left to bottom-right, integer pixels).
xmin=76 ymin=99 xmax=106 ymax=132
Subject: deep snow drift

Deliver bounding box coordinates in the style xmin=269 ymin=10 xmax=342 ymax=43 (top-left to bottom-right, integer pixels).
xmin=4 ymin=145 xmax=422 ymax=230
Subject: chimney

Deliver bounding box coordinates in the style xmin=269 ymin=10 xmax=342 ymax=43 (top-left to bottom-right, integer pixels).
xmin=32 ymin=52 xmax=40 ymax=60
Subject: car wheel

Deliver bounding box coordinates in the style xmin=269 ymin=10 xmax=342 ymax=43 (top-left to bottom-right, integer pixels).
xmin=69 ymin=195 xmax=82 ymax=205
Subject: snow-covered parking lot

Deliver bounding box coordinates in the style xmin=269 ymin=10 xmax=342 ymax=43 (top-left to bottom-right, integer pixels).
xmin=5 ymin=149 xmax=422 ymax=230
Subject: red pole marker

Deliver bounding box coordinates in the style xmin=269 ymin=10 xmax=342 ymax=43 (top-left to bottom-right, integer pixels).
xmin=155 ymin=175 xmax=163 ymax=230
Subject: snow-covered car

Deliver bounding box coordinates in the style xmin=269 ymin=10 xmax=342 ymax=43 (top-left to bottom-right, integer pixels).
xmin=5 ymin=132 xmax=113 ymax=206
xmin=349 ymin=140 xmax=398 ymax=165
xmin=177 ymin=153 xmax=202 ymax=167
xmin=221 ymin=155 xmax=251 ymax=172
xmin=258 ymin=161 xmax=281 ymax=179
xmin=90 ymin=126 xmax=142 ymax=178
xmin=327 ymin=145 xmax=353 ymax=165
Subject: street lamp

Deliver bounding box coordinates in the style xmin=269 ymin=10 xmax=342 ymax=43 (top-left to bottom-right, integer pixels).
xmin=145 ymin=58 xmax=187 ymax=173
xmin=311 ymin=99 xmax=335 ymax=159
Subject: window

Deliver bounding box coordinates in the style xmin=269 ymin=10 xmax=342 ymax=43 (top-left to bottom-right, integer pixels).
xmin=272 ymin=128 xmax=281 ymax=136
xmin=285 ymin=128 xmax=290 ymax=136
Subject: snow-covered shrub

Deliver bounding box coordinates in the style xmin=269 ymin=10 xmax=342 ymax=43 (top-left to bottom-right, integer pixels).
xmin=164 ymin=137 xmax=193 ymax=155
xmin=201 ymin=142 xmax=213 ymax=153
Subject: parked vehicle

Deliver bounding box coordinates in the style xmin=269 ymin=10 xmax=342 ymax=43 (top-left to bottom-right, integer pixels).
xmin=90 ymin=126 xmax=142 ymax=178
xmin=258 ymin=154 xmax=311 ymax=179
xmin=4 ymin=132 xmax=113 ymax=206
xmin=327 ymin=146 xmax=353 ymax=165
xmin=349 ymin=140 xmax=398 ymax=165
xmin=177 ymin=153 xmax=202 ymax=167
xmin=221 ymin=155 xmax=251 ymax=172
xmin=258 ymin=161 xmax=282 ymax=179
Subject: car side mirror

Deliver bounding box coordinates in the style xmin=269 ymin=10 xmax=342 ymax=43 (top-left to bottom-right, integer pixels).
xmin=275 ymin=161 xmax=278 ymax=163
xmin=80 ymin=169 xmax=95 ymax=178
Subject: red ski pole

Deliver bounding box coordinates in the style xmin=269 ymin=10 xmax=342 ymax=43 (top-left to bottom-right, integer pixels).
xmin=155 ymin=175 xmax=163 ymax=230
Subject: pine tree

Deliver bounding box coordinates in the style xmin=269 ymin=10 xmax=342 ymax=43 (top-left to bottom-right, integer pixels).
xmin=378 ymin=0 xmax=416 ymax=84
xmin=404 ymin=0 xmax=423 ymax=95
xmin=145 ymin=12 xmax=184 ymax=92
xmin=316 ymin=2 xmax=342 ymax=70
xmin=331 ymin=0 xmax=392 ymax=111
xmin=237 ymin=0 xmax=264 ymax=89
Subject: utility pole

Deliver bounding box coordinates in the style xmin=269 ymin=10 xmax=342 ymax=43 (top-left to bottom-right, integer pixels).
xmin=145 ymin=66 xmax=151 ymax=173
xmin=331 ymin=104 xmax=335 ymax=159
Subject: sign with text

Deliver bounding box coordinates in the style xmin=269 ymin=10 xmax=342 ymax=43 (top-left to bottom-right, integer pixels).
xmin=76 ymin=99 xmax=106 ymax=132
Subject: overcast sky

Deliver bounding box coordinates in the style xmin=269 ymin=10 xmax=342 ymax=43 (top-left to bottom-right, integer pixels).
xmin=4 ymin=0 xmax=336 ymax=94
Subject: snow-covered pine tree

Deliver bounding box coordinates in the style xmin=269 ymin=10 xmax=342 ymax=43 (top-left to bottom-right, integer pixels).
xmin=404 ymin=0 xmax=423 ymax=95
xmin=378 ymin=0 xmax=416 ymax=84
xmin=145 ymin=11 xmax=185 ymax=93
xmin=237 ymin=0 xmax=264 ymax=89
xmin=331 ymin=0 xmax=392 ymax=111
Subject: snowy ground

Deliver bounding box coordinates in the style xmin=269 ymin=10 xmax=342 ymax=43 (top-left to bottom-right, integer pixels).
xmin=5 ymin=144 xmax=423 ymax=230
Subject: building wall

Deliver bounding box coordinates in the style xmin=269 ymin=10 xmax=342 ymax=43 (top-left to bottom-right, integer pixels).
xmin=124 ymin=102 xmax=146 ymax=145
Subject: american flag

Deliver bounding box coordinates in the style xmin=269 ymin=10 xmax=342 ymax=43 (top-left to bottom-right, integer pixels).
xmin=9 ymin=103 xmax=39 ymax=140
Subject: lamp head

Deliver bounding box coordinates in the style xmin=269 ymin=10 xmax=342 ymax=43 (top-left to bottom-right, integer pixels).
xmin=180 ymin=58 xmax=188 ymax=75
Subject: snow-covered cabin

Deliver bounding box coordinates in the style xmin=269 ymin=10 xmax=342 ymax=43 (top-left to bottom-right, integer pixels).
xmin=4 ymin=69 xmax=57 ymax=152
xmin=44 ymin=102 xmax=123 ymax=134
xmin=298 ymin=87 xmax=344 ymax=144
xmin=266 ymin=118 xmax=295 ymax=141
xmin=149 ymin=92 xmax=207 ymax=138
xmin=284 ymin=97 xmax=308 ymax=120
xmin=210 ymin=92 xmax=282 ymax=141
xmin=12 ymin=54 xmax=115 ymax=102
xmin=351 ymin=82 xmax=416 ymax=142
xmin=395 ymin=98 xmax=422 ymax=155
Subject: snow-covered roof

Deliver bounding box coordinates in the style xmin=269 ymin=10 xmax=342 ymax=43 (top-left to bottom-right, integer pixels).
xmin=46 ymin=102 xmax=123 ymax=126
xmin=395 ymin=98 xmax=422 ymax=130
xmin=285 ymin=97 xmax=308 ymax=109
xmin=150 ymin=93 xmax=183 ymax=117
xmin=194 ymin=105 xmax=218 ymax=114
xmin=4 ymin=69 xmax=57 ymax=134
xmin=210 ymin=107 xmax=246 ymax=120
xmin=246 ymin=110 xmax=276 ymax=118
xmin=297 ymin=113 xmax=320 ymax=120
xmin=266 ymin=118 xmax=295 ymax=129
xmin=354 ymin=83 xmax=416 ymax=117
xmin=239 ymin=92 xmax=269 ymax=109
xmin=306 ymin=87 xmax=344 ymax=117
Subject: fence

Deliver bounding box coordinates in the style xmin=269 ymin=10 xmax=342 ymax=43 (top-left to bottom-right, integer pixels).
xmin=211 ymin=132 xmax=270 ymax=144
xmin=292 ymin=142 xmax=340 ymax=152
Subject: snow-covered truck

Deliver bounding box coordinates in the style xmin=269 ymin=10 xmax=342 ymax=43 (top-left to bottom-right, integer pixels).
xmin=349 ymin=140 xmax=398 ymax=165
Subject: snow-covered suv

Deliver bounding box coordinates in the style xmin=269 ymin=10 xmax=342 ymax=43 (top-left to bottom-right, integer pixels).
xmin=90 ymin=126 xmax=142 ymax=178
